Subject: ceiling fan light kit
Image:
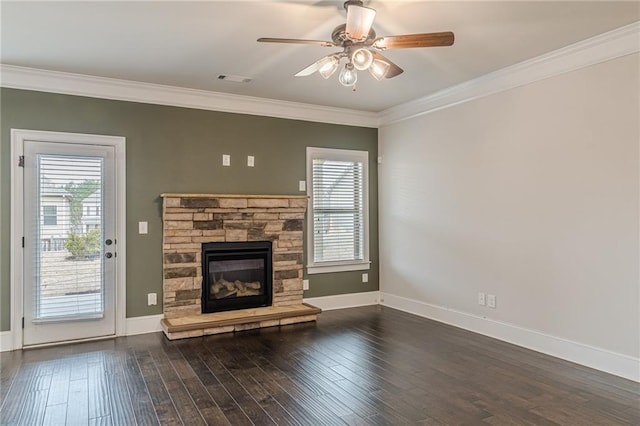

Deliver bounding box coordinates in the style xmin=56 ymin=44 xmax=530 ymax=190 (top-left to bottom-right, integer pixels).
xmin=339 ymin=62 xmax=358 ymax=87
xmin=318 ymin=55 xmax=340 ymax=79
xmin=345 ymin=3 xmax=376 ymax=41
xmin=352 ymin=48 xmax=374 ymax=71
xmin=258 ymin=0 xmax=454 ymax=89
xmin=369 ymin=59 xmax=391 ymax=81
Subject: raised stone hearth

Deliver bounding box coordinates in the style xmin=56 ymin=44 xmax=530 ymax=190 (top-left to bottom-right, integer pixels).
xmin=161 ymin=193 xmax=319 ymax=340
xmin=161 ymin=303 xmax=322 ymax=340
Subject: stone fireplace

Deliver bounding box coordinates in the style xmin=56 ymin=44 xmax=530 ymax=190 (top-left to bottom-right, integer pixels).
xmin=160 ymin=193 xmax=320 ymax=340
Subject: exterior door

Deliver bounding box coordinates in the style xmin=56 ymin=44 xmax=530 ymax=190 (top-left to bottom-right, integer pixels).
xmin=22 ymin=140 xmax=117 ymax=346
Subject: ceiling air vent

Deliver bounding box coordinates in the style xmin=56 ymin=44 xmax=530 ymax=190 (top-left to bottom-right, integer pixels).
xmin=217 ymin=74 xmax=253 ymax=83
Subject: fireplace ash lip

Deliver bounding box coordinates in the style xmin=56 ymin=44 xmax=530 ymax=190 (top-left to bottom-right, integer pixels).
xmin=201 ymin=241 xmax=273 ymax=314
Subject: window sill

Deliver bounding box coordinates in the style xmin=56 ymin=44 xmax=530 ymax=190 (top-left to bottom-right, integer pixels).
xmin=307 ymin=261 xmax=370 ymax=275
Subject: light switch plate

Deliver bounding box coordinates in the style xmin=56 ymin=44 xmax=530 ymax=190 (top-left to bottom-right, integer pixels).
xmin=247 ymin=155 xmax=255 ymax=167
xmin=138 ymin=221 xmax=148 ymax=234
xmin=362 ymin=273 xmax=369 ymax=283
xmin=303 ymin=279 xmax=309 ymax=290
xmin=223 ymin=154 xmax=230 ymax=166
xmin=299 ymin=180 xmax=306 ymax=191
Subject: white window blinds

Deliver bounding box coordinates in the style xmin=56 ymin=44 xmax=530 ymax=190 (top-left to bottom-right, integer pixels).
xmin=307 ymin=148 xmax=369 ymax=273
xmin=36 ymin=154 xmax=104 ymax=319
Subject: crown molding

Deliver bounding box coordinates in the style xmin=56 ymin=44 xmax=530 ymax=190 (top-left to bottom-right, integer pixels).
xmin=0 ymin=65 xmax=378 ymax=128
xmin=378 ymin=21 xmax=640 ymax=127
xmin=1 ymin=22 xmax=637 ymax=129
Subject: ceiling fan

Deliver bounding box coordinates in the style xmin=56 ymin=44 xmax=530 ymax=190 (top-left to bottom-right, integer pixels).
xmin=258 ymin=0 xmax=454 ymax=88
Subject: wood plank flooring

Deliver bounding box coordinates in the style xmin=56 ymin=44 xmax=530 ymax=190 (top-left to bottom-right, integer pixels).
xmin=1 ymin=306 xmax=638 ymax=425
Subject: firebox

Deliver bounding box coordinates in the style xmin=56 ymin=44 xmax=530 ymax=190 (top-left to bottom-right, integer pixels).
xmin=201 ymin=241 xmax=272 ymax=313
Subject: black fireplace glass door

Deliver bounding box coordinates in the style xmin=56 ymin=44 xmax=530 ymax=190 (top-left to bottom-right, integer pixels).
xmin=208 ymin=258 xmax=265 ymax=299
xmin=202 ymin=241 xmax=272 ymax=313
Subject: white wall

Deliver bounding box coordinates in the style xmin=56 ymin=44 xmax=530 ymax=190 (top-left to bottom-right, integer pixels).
xmin=379 ymin=54 xmax=639 ymax=372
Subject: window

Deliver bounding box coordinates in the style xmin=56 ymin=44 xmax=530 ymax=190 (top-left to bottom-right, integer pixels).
xmin=307 ymin=147 xmax=369 ymax=274
xmin=42 ymin=205 xmax=57 ymax=226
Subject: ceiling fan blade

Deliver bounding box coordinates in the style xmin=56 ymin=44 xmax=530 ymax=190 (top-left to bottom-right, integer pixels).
xmin=373 ymin=32 xmax=454 ymax=50
xmin=371 ymin=52 xmax=403 ymax=78
xmin=257 ymin=37 xmax=335 ymax=47
xmin=295 ymin=60 xmax=322 ymax=77
xmin=345 ymin=4 xmax=376 ymax=41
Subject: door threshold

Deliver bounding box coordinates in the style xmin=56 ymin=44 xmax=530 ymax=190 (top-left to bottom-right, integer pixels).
xmin=22 ymin=334 xmax=116 ymax=350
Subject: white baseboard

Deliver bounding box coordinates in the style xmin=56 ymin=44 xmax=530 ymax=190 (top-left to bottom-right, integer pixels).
xmin=8 ymin=295 xmax=637 ymax=383
xmin=0 ymin=315 xmax=163 ymax=351
xmin=125 ymin=314 xmax=163 ymax=336
xmin=304 ymin=291 xmax=380 ymax=311
xmin=125 ymin=294 xmax=381 ymax=334
xmin=380 ymin=292 xmax=639 ymax=382
xmin=0 ymin=331 xmax=13 ymax=352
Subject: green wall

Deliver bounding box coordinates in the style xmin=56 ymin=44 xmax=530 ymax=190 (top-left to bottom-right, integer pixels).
xmin=0 ymin=88 xmax=379 ymax=331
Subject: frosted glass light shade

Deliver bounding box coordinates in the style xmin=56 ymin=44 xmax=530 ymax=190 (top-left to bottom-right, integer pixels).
xmin=352 ymin=48 xmax=374 ymax=71
xmin=318 ymin=56 xmax=339 ymax=79
xmin=369 ymin=59 xmax=390 ymax=80
xmin=339 ymin=63 xmax=358 ymax=86
xmin=345 ymin=5 xmax=376 ymax=41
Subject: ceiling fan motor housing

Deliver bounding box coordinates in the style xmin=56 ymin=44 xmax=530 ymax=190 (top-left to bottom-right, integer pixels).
xmin=331 ymin=24 xmax=376 ymax=46
xmin=343 ymin=0 xmax=366 ymax=11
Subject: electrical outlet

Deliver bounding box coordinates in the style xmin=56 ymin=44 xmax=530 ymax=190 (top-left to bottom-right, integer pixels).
xmin=302 ymin=279 xmax=309 ymax=290
xmin=362 ymin=273 xmax=369 ymax=283
xmin=247 ymin=155 xmax=255 ymax=167
xmin=487 ymin=294 xmax=496 ymax=309
xmin=299 ymin=180 xmax=306 ymax=191
xmin=147 ymin=293 xmax=157 ymax=306
xmin=478 ymin=292 xmax=486 ymax=306
xmin=222 ymin=154 xmax=230 ymax=166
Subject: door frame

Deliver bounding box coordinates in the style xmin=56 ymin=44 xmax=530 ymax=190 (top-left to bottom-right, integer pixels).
xmin=11 ymin=129 xmax=126 ymax=350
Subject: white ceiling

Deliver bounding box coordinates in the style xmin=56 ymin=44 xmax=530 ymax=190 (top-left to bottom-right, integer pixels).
xmin=1 ymin=1 xmax=638 ymax=112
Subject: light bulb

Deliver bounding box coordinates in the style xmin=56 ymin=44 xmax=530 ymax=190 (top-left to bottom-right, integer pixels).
xmin=318 ymin=56 xmax=339 ymax=79
xmin=351 ymin=48 xmax=373 ymax=71
xmin=368 ymin=59 xmax=390 ymax=80
xmin=339 ymin=63 xmax=358 ymax=87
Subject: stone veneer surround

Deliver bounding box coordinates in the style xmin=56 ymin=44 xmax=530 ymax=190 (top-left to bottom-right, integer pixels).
xmin=161 ymin=193 xmax=308 ymax=321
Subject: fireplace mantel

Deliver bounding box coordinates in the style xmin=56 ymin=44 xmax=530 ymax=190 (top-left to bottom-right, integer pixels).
xmin=160 ymin=193 xmax=318 ymax=340
xmin=161 ymin=193 xmax=309 ymax=199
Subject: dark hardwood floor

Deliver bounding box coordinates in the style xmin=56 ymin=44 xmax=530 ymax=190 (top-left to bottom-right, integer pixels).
xmin=1 ymin=306 xmax=638 ymax=425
